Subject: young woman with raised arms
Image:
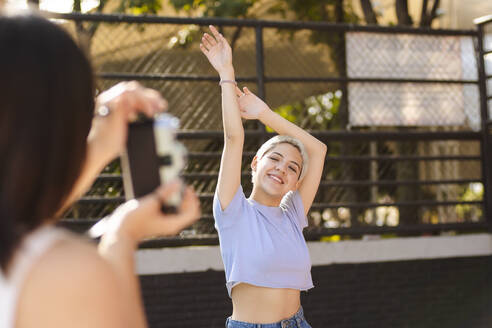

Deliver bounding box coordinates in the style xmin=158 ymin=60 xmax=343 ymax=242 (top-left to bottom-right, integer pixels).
xmin=200 ymin=25 xmax=327 ymax=328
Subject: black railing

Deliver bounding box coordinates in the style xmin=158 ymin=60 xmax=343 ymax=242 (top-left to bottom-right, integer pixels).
xmin=43 ymin=11 xmax=492 ymax=246
xmin=475 ymin=15 xmax=492 ymax=222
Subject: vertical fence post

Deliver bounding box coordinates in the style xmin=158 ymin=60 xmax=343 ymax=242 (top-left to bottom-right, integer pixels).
xmin=255 ymin=24 xmax=268 ymax=145
xmin=475 ymin=22 xmax=491 ymax=226
xmin=255 ymin=24 xmax=266 ymax=101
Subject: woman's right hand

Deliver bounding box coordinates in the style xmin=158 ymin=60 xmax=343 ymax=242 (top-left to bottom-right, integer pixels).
xmin=235 ymin=86 xmax=270 ymax=120
xmin=102 ymin=181 xmax=201 ymax=245
xmin=89 ymin=81 xmax=168 ymax=164
xmin=200 ymin=25 xmax=233 ymax=75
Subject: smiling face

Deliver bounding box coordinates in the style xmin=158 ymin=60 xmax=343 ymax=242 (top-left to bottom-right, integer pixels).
xmin=251 ymin=142 xmax=303 ymax=199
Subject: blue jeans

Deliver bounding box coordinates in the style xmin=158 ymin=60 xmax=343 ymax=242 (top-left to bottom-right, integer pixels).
xmin=225 ymin=307 xmax=312 ymax=328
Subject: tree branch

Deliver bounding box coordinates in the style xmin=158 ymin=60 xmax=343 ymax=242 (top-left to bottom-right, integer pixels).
xmin=335 ymin=0 xmax=344 ymax=23
xmin=230 ymin=26 xmax=242 ymax=52
xmin=419 ymin=0 xmax=429 ymax=26
xmin=395 ymin=0 xmax=413 ymax=26
xmin=428 ymin=0 xmax=440 ymax=26
xmin=420 ymin=0 xmax=440 ymax=27
xmin=359 ymin=0 xmax=378 ymax=25
xmin=88 ymin=0 xmax=108 ymax=37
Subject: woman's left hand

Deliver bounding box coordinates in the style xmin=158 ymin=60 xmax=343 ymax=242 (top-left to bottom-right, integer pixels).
xmin=102 ymin=181 xmax=201 ymax=244
xmin=236 ymin=86 xmax=270 ymax=120
xmin=89 ymin=81 xmax=168 ymax=163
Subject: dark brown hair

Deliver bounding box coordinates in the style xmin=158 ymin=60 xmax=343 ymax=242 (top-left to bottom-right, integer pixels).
xmin=0 ymin=12 xmax=94 ymax=271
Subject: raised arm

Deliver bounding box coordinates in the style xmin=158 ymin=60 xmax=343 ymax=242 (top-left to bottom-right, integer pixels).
xmin=237 ymin=87 xmax=327 ymax=214
xmin=200 ymin=26 xmax=244 ymax=210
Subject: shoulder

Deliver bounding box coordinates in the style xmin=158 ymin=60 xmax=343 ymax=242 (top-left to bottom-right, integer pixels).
xmin=16 ymin=235 xmax=123 ymax=328
xmin=25 ymin=234 xmax=115 ymax=285
xmin=214 ymin=184 xmax=247 ymax=214
xmin=213 ymin=185 xmax=250 ymax=229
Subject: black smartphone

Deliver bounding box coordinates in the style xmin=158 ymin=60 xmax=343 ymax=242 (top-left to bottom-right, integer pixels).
xmin=120 ymin=114 xmax=187 ymax=213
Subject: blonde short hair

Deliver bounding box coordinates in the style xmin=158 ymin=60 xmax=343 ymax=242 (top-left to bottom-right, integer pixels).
xmin=255 ymin=135 xmax=308 ymax=181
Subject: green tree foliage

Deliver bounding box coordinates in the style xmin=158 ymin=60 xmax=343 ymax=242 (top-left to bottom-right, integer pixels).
xmin=116 ymin=0 xmax=162 ymax=14
xmin=170 ymin=0 xmax=257 ymax=18
xmin=72 ymin=0 xmax=162 ymax=54
xmin=168 ymin=0 xmax=259 ymax=50
xmin=267 ymin=91 xmax=343 ymax=131
xmin=168 ymin=0 xmax=357 ymax=124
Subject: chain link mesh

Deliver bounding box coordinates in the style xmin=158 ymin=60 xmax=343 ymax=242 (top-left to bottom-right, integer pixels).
xmin=57 ymin=18 xmax=487 ymax=237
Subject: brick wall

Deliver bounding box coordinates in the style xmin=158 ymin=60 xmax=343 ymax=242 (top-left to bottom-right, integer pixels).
xmin=140 ymin=256 xmax=492 ymax=328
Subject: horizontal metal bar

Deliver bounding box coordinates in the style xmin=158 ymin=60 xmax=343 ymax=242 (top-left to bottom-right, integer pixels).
xmin=78 ymin=196 xmax=125 ymax=204
xmin=143 ymin=220 xmax=488 ymax=246
xmin=187 ymin=152 xmax=480 ymax=162
xmin=123 ymin=222 xmax=492 ymax=247
xmin=93 ymin=155 xmax=481 ymax=183
xmin=188 ymin=151 xmax=254 ymax=159
xmin=94 ymin=173 xmax=481 ymax=186
xmin=78 ymin=194 xmax=217 ymax=204
xmin=192 ymin=195 xmax=483 ymax=209
xmin=183 ymin=173 xmax=250 ymax=180
xmin=320 ymin=179 xmax=481 ymax=188
xmin=58 ymin=221 xmax=488 ymax=247
xmin=287 ymin=130 xmax=483 ymax=141
xmin=97 ymin=73 xmax=478 ymax=85
xmin=177 ymin=130 xmax=481 ymax=141
xmin=94 ymin=174 xmax=121 ymax=182
xmin=327 ymin=155 xmax=481 ymax=161
xmin=267 ymin=76 xmax=478 ymax=84
xmin=178 ymin=130 xmax=266 ymax=139
xmin=60 ymin=215 xmax=215 ymax=226
xmin=77 ymin=194 xmax=483 ymax=208
xmin=304 ymin=222 xmax=490 ymax=239
xmin=57 ymin=216 xmax=215 ymax=234
xmin=310 ymin=200 xmax=482 ymax=210
xmin=97 ymin=72 xmax=257 ymax=83
xmin=139 ymin=235 xmax=220 ymax=248
xmin=41 ymin=11 xmax=477 ymax=36
xmin=93 ymin=172 xmax=249 ymax=182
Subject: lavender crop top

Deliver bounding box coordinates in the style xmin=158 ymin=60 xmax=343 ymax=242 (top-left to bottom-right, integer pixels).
xmin=213 ymin=186 xmax=314 ymax=298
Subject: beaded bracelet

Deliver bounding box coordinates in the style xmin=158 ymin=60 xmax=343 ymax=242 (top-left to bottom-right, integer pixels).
xmin=219 ymin=80 xmax=237 ymax=86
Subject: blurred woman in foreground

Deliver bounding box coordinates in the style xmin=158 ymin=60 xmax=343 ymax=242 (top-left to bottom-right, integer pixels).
xmin=0 ymin=10 xmax=200 ymax=328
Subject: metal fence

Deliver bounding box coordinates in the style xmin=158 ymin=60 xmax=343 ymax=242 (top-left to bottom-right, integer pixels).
xmin=46 ymin=11 xmax=492 ymax=246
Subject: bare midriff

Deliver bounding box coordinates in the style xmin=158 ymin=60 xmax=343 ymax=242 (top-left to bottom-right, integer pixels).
xmin=231 ymin=283 xmax=301 ymax=323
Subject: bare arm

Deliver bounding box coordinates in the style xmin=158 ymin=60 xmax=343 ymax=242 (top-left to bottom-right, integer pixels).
xmin=237 ymin=87 xmax=327 ymax=214
xmin=200 ymin=26 xmax=244 ymax=210
xmin=98 ymin=184 xmax=200 ymax=328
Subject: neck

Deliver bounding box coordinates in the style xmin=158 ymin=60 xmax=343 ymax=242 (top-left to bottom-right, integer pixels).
xmin=249 ymin=186 xmax=283 ymax=207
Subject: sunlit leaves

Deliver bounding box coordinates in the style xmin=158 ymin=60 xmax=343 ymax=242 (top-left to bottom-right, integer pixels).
xmin=268 ymin=89 xmax=343 ymax=132
xmin=116 ymin=0 xmax=162 ymax=14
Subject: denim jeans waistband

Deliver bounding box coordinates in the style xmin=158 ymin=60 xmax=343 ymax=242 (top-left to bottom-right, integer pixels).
xmin=225 ymin=307 xmax=306 ymax=328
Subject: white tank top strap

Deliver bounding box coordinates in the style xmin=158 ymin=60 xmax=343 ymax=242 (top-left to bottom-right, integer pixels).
xmin=0 ymin=225 xmax=69 ymax=328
